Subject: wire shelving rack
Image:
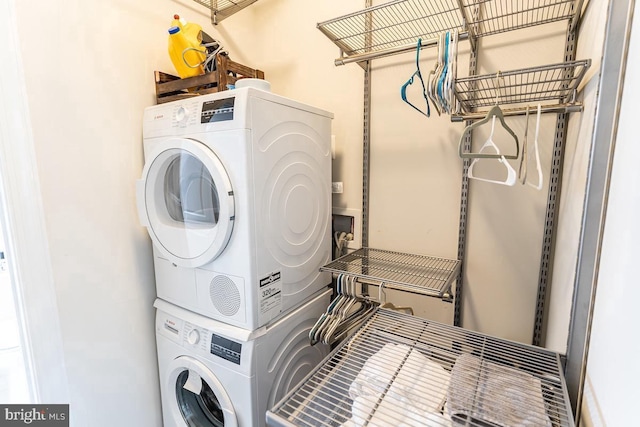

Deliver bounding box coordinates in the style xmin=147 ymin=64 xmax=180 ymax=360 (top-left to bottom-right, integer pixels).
xmin=191 ymin=0 xmax=259 ymax=24
xmin=267 ymin=308 xmax=574 ymax=427
xmin=321 ymin=248 xmax=460 ymax=299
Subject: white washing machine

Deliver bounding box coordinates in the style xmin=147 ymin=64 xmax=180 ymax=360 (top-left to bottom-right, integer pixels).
xmin=137 ymin=86 xmax=333 ymax=330
xmin=155 ymin=288 xmax=331 ymax=427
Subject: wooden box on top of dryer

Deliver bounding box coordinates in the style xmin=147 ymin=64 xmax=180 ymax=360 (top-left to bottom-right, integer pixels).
xmin=155 ymin=55 xmax=265 ymax=104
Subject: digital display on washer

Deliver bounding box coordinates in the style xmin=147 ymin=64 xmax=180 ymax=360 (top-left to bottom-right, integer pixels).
xmin=201 ymin=97 xmax=235 ymax=123
xmin=210 ymin=333 xmax=242 ymax=365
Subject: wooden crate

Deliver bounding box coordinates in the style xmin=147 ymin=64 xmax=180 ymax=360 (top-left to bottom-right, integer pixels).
xmin=155 ymin=56 xmax=265 ymax=104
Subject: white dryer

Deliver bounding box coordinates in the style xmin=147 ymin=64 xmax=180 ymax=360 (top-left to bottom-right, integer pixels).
xmin=155 ymin=288 xmax=331 ymax=427
xmin=137 ymin=87 xmax=333 ymax=330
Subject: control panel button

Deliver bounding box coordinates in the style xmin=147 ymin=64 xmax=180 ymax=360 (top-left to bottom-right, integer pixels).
xmin=187 ymin=329 xmax=200 ymax=345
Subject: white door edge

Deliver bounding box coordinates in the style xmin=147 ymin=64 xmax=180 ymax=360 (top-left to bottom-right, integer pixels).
xmin=0 ymin=0 xmax=69 ymax=403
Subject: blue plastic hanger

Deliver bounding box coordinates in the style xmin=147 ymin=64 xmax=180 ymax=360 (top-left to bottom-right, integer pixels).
xmin=437 ymin=32 xmax=450 ymax=113
xmin=401 ymin=38 xmax=430 ymax=117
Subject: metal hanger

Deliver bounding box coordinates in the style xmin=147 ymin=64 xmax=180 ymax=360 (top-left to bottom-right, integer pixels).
xmin=458 ymin=72 xmax=520 ymax=159
xmin=401 ymin=38 xmax=430 ymax=117
xmin=310 ymin=275 xmax=377 ymax=346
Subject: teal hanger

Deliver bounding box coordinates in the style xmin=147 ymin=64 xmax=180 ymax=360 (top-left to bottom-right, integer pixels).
xmin=401 ymin=38 xmax=430 ymax=117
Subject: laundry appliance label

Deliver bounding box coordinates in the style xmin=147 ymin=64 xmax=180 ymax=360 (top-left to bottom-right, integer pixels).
xmin=259 ymin=271 xmax=283 ymax=319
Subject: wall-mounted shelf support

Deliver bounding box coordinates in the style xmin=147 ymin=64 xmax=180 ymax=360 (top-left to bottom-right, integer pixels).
xmin=191 ymin=0 xmax=259 ymax=25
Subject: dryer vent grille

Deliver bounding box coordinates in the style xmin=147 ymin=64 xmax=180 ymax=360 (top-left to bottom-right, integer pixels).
xmin=210 ymin=275 xmax=241 ymax=317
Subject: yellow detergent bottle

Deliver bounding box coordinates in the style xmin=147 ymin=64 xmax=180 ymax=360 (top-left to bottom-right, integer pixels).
xmin=171 ymin=14 xmax=203 ymax=44
xmin=167 ymin=21 xmax=205 ymax=78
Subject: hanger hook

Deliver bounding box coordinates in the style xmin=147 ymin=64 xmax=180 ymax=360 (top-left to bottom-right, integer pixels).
xmin=378 ymin=282 xmax=386 ymax=304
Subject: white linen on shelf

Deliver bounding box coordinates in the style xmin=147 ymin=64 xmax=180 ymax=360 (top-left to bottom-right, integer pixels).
xmin=343 ymin=343 xmax=452 ymax=427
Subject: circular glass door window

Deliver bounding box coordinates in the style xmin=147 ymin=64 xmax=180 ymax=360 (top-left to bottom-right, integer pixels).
xmin=175 ymin=370 xmax=225 ymax=426
xmin=139 ymin=138 xmax=235 ymax=268
xmin=164 ymin=153 xmax=220 ymax=226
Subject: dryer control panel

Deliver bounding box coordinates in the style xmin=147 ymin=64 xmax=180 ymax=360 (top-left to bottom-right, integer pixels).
xmin=201 ymin=97 xmax=235 ymax=123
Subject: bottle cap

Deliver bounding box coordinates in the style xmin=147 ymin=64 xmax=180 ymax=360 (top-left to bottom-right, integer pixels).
xmin=168 ymin=26 xmax=180 ymax=35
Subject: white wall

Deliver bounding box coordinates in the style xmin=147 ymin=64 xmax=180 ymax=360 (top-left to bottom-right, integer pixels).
xmin=547 ymin=0 xmax=610 ymax=354
xmin=1 ymin=0 xmax=69 ymax=405
xmin=580 ymin=0 xmax=640 ymax=423
xmin=13 ymin=0 xmax=184 ymax=424
xmin=11 ymin=0 xmax=362 ymax=425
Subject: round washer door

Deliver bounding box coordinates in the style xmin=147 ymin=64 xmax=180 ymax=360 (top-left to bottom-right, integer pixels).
xmin=138 ymin=138 xmax=234 ymax=268
xmin=167 ymin=356 xmax=238 ymax=427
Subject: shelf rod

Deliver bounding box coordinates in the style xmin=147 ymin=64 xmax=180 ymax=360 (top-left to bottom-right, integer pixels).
xmin=336 ymin=275 xmax=453 ymax=300
xmin=334 ymin=32 xmax=470 ymax=66
xmin=450 ymin=103 xmax=583 ymax=122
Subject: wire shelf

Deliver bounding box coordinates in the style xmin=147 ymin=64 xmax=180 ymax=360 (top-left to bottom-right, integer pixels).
xmin=267 ymin=309 xmax=574 ymax=427
xmin=191 ymin=0 xmax=259 ymax=23
xmin=317 ymin=0 xmax=581 ymax=64
xmin=454 ymin=59 xmax=591 ymax=112
xmin=317 ymin=0 xmax=465 ymax=57
xmin=320 ymin=248 xmax=460 ymax=298
xmin=461 ymin=0 xmax=580 ymax=37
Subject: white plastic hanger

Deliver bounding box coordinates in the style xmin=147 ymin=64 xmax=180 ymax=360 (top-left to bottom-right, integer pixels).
xmin=427 ymin=34 xmax=445 ymax=116
xmin=444 ymin=30 xmax=458 ymax=113
xmin=436 ymin=32 xmax=450 ymax=114
xmin=468 ymin=116 xmax=517 ymax=186
xmin=527 ymin=104 xmax=544 ymax=190
xmin=310 ymin=274 xmax=376 ymax=346
xmin=518 ymin=106 xmax=530 ymax=184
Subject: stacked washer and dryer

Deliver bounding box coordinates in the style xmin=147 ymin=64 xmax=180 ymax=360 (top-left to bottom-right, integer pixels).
xmin=137 ymin=80 xmax=334 ymax=427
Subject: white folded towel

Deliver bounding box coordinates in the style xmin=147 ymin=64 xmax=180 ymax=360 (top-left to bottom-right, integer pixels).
xmin=343 ymin=343 xmax=453 ymax=426
xmin=348 ymin=343 xmax=411 ymax=399
xmin=392 ymin=345 xmax=451 ymax=413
